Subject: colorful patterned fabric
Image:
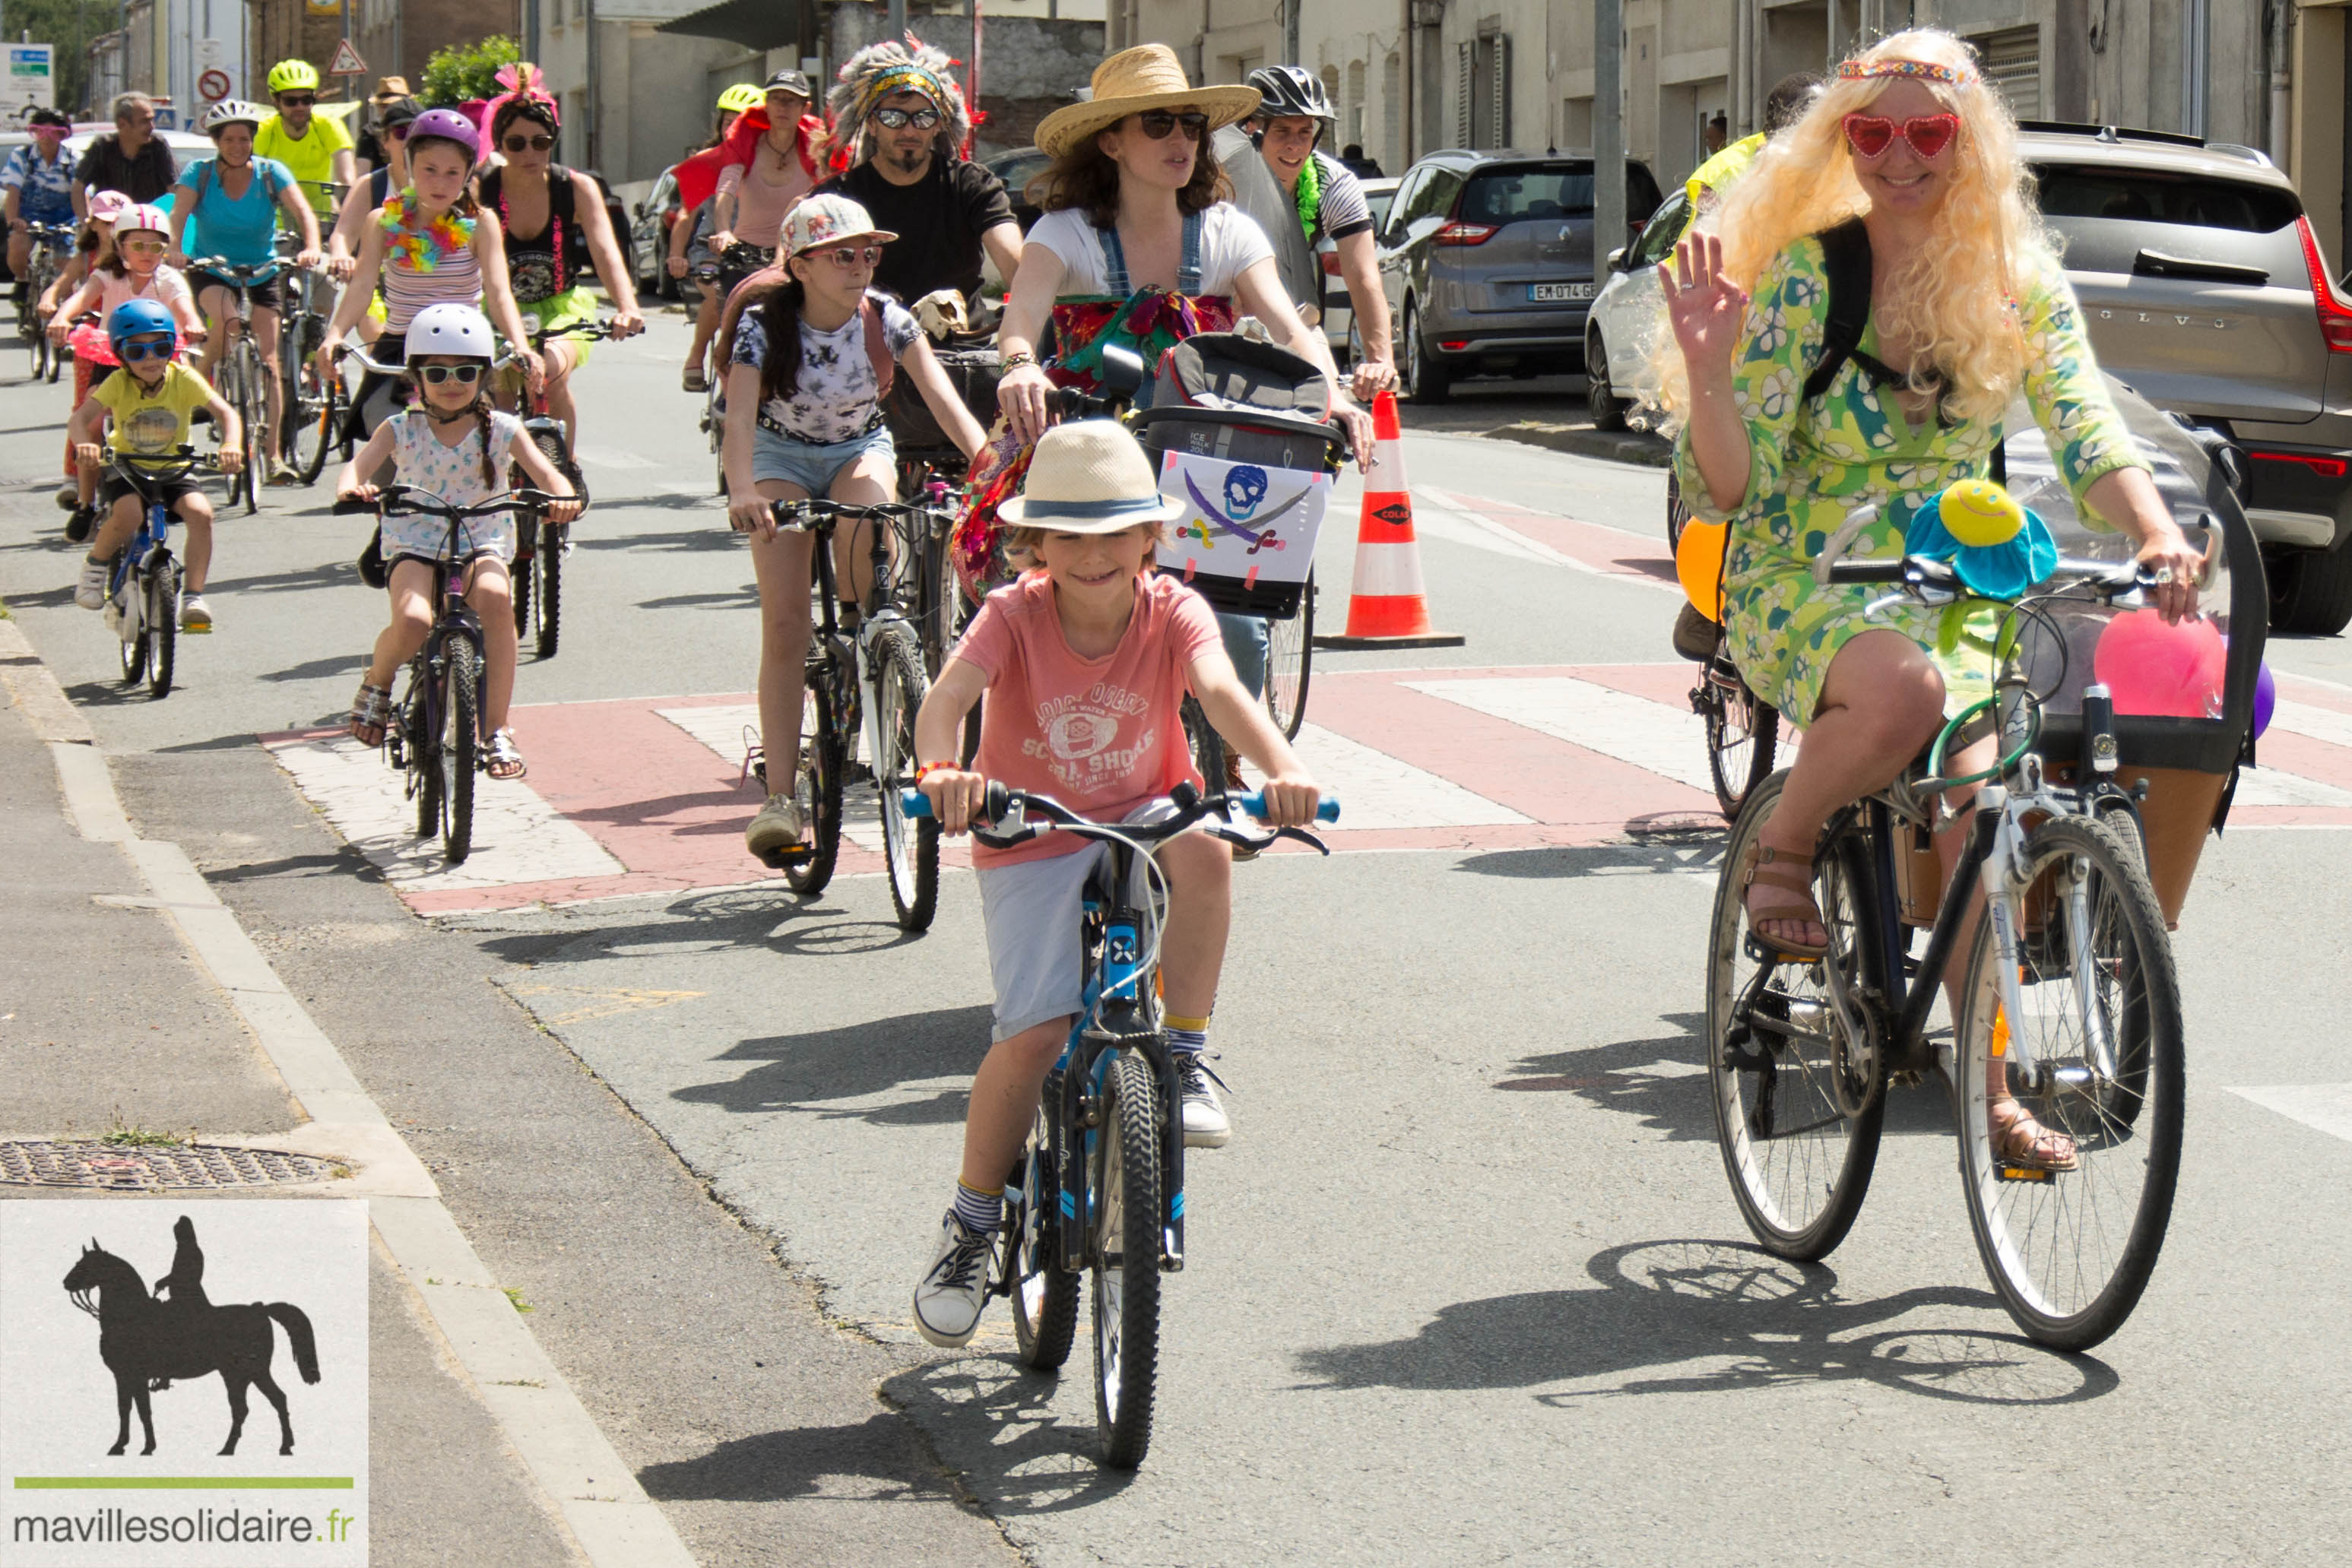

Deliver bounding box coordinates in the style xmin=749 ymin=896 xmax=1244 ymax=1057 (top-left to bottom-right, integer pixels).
xmin=1 ymin=143 xmax=75 ymax=220
xmin=1671 ymin=236 xmax=2147 ymax=727
xmin=378 ymin=193 xmax=480 ymax=331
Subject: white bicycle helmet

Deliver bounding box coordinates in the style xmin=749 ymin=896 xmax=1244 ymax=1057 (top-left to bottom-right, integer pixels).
xmin=202 ymin=99 xmax=268 ymax=135
xmin=111 ymin=204 xmax=171 ymax=239
xmin=403 ymin=303 xmax=496 ymax=361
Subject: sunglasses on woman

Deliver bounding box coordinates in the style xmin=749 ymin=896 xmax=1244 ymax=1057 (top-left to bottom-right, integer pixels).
xmin=118 ymin=336 xmax=173 ymax=363
xmin=814 ymin=245 xmax=884 ymax=269
xmin=1133 ymin=109 xmax=1209 ymax=141
xmin=870 ymin=106 xmax=940 ymax=131
xmin=417 ymin=363 xmax=487 ymax=386
xmin=502 ymin=133 xmax=555 ymax=154
xmin=1842 ymin=112 xmax=1961 ymax=162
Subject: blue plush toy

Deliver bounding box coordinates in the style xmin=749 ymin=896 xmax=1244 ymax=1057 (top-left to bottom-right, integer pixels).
xmin=1904 ymin=477 xmax=2058 ymax=600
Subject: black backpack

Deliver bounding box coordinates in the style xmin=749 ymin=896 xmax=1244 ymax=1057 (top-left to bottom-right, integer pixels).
xmin=1802 ymin=217 xmax=1892 ymax=402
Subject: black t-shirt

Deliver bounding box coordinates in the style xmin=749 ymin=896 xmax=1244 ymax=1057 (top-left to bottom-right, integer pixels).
xmin=812 ymin=157 xmax=1013 ymax=306
xmin=74 ymin=135 xmax=176 ymax=203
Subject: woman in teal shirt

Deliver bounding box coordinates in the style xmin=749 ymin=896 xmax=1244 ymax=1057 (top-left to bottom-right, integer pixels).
xmin=167 ymin=99 xmax=324 ymax=484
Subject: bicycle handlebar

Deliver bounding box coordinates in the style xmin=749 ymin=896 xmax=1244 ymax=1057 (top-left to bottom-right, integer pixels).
xmin=1825 ymin=554 xmax=2156 ymax=599
xmin=109 ymin=445 xmax=223 ymax=480
xmin=765 ymin=498 xmax=937 ymax=531
xmin=333 ymin=483 xmax=559 ymax=518
xmin=900 ymin=780 xmax=1340 ymax=855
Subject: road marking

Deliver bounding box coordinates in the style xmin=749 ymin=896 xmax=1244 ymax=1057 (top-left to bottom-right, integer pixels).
xmin=1286 ymin=721 xmax=1529 ymax=828
xmin=1406 ymin=674 xmax=1718 ymax=795
xmin=265 ymin=734 xmax=627 ymax=889
xmin=2271 ymin=697 xmax=2352 ymax=751
xmin=2228 ymin=1083 xmax=2352 ymax=1146
xmin=2231 ymin=766 xmax=2352 ymax=809
xmin=505 ymin=984 xmax=706 ymax=1026
xmin=575 ymin=449 xmax=657 ymax=470
xmin=657 ymin=702 xmax=886 ymax=852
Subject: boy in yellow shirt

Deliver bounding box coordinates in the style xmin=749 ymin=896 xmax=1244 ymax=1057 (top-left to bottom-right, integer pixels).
xmin=66 ymin=300 xmax=243 ymax=630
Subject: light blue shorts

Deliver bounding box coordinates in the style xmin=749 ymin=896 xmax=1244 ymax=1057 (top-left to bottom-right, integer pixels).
xmin=975 ymin=803 xmax=1184 ymax=1042
xmin=751 ymin=420 xmax=895 ymax=496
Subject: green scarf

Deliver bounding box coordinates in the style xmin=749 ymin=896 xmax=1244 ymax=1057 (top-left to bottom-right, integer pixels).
xmin=1294 ymin=150 xmax=1322 ymax=239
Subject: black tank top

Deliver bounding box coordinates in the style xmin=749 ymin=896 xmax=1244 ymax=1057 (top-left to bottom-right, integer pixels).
xmin=478 ymin=164 xmax=581 ymax=304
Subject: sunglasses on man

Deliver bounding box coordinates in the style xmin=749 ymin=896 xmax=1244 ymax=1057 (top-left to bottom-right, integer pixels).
xmin=417 ymin=363 xmax=487 ymax=386
xmin=502 ymin=133 xmax=555 ymax=154
xmin=277 ymin=95 xmax=315 ymax=109
xmin=1133 ymin=109 xmax=1209 ymax=140
xmin=871 ymin=106 xmax=941 ymax=131
xmin=1841 ymin=112 xmax=1960 ymax=162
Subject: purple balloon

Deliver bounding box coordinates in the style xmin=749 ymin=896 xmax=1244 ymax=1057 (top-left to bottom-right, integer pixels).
xmin=2253 ymin=660 xmax=2277 ymax=740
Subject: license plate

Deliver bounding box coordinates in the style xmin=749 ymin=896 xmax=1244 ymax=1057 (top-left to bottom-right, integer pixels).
xmin=1528 ymin=282 xmax=1594 ymax=302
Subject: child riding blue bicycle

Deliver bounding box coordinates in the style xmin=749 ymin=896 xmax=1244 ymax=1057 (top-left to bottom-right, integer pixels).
xmin=906 ymin=420 xmax=1322 ymax=1349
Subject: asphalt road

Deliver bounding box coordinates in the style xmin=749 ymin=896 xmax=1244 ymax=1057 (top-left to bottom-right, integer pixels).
xmin=5 ymin=312 xmax=2351 ymax=1565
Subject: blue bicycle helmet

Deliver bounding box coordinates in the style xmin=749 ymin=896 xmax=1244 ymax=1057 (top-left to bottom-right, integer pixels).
xmin=106 ymin=299 xmax=178 ymax=355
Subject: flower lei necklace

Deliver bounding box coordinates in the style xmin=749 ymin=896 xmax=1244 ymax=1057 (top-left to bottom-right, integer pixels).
xmin=383 ymin=189 xmax=472 ymax=274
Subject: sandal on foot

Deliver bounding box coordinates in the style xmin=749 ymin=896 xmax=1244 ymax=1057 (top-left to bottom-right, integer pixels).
xmin=1989 ymin=1099 xmax=2080 ymax=1172
xmin=682 ymin=366 xmax=710 ymax=394
xmin=348 ymin=681 xmax=392 ymax=746
xmin=485 ymin=728 xmax=528 ymax=781
xmin=1742 ymin=838 xmax=1830 ymax=960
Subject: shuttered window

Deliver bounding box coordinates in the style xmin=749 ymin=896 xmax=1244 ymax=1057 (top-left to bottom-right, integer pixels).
xmin=1457 ymin=33 xmax=1514 ymax=149
xmin=1973 ymin=27 xmax=2041 ymax=122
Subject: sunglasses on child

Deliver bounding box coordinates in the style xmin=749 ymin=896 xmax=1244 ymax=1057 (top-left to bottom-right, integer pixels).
xmin=417 ymin=363 xmax=487 ymax=385
xmin=1133 ymin=109 xmax=1209 ymax=140
xmin=1842 ymin=112 xmax=1961 ymax=162
xmin=118 ymin=236 xmax=167 ymax=255
xmin=502 ymin=133 xmax=555 ymax=153
xmin=118 ymin=335 xmax=173 ymax=363
xmin=805 ymin=244 xmax=884 ymax=268
xmin=870 ymin=106 xmax=941 ymax=131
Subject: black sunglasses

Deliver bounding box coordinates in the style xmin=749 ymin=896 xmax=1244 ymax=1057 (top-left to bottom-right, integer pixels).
xmin=871 ymin=106 xmax=941 ymax=130
xmin=277 ymin=95 xmax=315 ymax=108
xmin=501 ymin=133 xmax=555 ymax=153
xmin=417 ymin=363 xmax=486 ymax=386
xmin=1134 ymin=110 xmax=1209 ymax=140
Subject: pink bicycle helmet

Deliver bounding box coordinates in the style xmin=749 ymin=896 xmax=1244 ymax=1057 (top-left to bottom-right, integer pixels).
xmin=405 ymin=107 xmax=481 ymax=165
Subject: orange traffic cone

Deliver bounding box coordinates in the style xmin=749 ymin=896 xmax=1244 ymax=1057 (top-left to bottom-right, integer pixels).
xmin=1313 ymin=389 xmax=1464 ymax=650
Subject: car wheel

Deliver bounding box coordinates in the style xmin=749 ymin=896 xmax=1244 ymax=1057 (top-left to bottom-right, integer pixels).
xmin=1403 ymin=300 xmax=1450 ymax=404
xmin=2270 ymin=544 xmax=2352 ymax=635
xmin=1586 ymin=328 xmax=1628 ymax=431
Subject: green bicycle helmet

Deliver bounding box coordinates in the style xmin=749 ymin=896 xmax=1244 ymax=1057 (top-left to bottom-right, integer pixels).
xmin=267 ymin=59 xmax=321 ymax=96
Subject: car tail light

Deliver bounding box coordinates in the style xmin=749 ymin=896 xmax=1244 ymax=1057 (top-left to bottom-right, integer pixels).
xmin=2251 ymin=449 xmax=2350 ymax=477
xmin=1439 ymin=339 xmax=1469 ymax=351
xmin=2293 ymin=217 xmax=2352 ymax=353
xmin=1434 ymin=222 xmax=1497 ymax=246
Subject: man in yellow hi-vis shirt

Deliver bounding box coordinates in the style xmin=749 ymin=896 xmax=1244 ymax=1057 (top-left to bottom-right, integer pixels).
xmin=1681 ymin=72 xmax=1824 ymax=230
xmin=253 ymin=59 xmax=357 ymax=223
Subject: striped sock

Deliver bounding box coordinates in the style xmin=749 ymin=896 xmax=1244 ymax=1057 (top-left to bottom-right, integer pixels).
xmin=950 ymin=1180 xmax=1003 ymax=1235
xmin=1165 ymin=1014 xmax=1210 ymax=1056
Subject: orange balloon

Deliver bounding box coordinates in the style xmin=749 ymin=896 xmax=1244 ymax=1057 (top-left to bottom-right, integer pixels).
xmin=1676 ymin=520 xmax=1729 ymax=620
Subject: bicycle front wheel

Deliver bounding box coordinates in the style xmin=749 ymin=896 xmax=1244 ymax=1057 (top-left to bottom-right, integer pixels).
xmin=1006 ymin=1107 xmax=1079 ymax=1370
xmin=442 ymin=640 xmax=481 ymax=863
xmin=1264 ymin=574 xmax=1314 ymax=741
xmin=230 ymin=347 xmax=263 ymax=514
xmin=873 ymin=626 xmax=939 ymax=930
xmin=1954 ymin=813 xmax=2183 ymax=1351
xmin=117 ymin=575 xmax=147 ymax=686
xmin=147 ymin=560 xmax=179 ymax=699
xmin=1092 ymin=1050 xmax=1163 ymax=1470
xmin=291 ymin=362 xmax=341 ymax=484
xmin=1706 ymin=771 xmax=1885 ymax=1260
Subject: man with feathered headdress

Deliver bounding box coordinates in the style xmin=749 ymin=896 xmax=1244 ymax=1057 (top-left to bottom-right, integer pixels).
xmin=810 ymin=34 xmax=1023 ymax=314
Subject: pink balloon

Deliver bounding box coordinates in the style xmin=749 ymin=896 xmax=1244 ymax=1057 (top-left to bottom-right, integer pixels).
xmin=2094 ymin=609 xmax=2225 ymax=719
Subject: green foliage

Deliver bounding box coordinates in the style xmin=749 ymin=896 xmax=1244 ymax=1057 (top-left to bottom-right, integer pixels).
xmin=419 ymin=34 xmax=522 ymax=108
xmin=0 ymin=0 xmax=116 ymax=116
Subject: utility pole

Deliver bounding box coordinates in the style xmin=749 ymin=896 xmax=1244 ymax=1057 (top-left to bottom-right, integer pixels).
xmin=889 ymin=0 xmax=906 ymax=40
xmin=1593 ymin=0 xmax=1624 ymax=278
xmin=1282 ymin=0 xmax=1299 ymax=66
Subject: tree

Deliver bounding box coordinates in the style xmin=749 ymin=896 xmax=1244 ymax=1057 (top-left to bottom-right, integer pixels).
xmin=0 ymin=0 xmax=116 ymax=117
xmin=418 ymin=35 xmax=522 ymax=108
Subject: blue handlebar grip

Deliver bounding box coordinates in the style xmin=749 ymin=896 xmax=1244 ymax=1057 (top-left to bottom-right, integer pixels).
xmin=899 ymin=788 xmax=934 ymax=819
xmin=1238 ymin=790 xmax=1342 ymax=823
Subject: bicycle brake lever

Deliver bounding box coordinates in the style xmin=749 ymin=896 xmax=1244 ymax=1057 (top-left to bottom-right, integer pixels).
xmin=1273 ymin=826 xmax=1331 ymax=857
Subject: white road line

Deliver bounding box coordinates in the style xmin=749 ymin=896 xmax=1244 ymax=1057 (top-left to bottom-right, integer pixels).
xmin=1406 ymin=674 xmax=1716 ymax=795
xmin=2270 ymin=697 xmax=2352 ymax=752
xmin=657 ymin=703 xmax=886 ymax=852
xmin=2231 ymin=766 xmax=2352 ymax=809
xmin=2228 ymin=1083 xmax=2352 ymax=1146
xmin=1282 ymin=722 xmax=1528 ymax=828
xmin=266 ymin=735 xmax=626 ymax=889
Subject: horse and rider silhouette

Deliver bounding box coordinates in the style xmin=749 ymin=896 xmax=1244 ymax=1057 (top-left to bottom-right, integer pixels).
xmin=61 ymin=1216 xmax=322 ymax=1457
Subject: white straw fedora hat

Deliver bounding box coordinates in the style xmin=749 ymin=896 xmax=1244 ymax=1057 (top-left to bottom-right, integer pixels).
xmin=997 ymin=422 xmax=1184 ymax=533
xmin=1034 ymin=45 xmax=1261 ymax=159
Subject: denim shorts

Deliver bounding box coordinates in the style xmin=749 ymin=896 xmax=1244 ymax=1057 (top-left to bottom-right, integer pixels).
xmin=750 ymin=420 xmax=895 ymax=496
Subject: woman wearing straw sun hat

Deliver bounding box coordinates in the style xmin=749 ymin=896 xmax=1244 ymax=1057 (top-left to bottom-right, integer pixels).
xmin=972 ymin=45 xmax=1373 ymax=704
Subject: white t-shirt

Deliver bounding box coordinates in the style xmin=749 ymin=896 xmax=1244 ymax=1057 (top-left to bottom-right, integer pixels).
xmin=1025 ymin=203 xmax=1275 ymax=297
xmin=731 ymin=290 xmax=922 ymax=445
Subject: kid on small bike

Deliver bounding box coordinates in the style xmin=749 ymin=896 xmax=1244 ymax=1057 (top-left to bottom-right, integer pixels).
xmin=65 ymin=300 xmax=241 ymax=632
xmin=721 ymin=192 xmax=987 ymax=862
xmin=334 ymin=305 xmax=582 ymax=781
xmin=905 ymin=420 xmax=1322 ymax=1348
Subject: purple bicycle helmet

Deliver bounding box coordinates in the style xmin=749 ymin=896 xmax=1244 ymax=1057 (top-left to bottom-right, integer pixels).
xmin=404 ymin=107 xmax=481 ymax=164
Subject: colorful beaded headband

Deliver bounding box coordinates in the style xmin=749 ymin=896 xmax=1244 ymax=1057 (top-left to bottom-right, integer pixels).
xmin=1834 ymin=58 xmax=1979 ymax=87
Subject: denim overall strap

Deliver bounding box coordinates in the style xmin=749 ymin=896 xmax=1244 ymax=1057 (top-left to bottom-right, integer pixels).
xmin=1098 ymin=221 xmax=1130 ymax=296
xmin=1179 ymin=209 xmax=1203 ymax=294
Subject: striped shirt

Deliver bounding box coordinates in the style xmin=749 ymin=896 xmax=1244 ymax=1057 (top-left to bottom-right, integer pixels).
xmin=378 ymin=202 xmax=482 ymax=331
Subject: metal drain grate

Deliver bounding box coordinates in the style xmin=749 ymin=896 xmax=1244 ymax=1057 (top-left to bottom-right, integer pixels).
xmin=0 ymin=1141 xmax=338 ymax=1189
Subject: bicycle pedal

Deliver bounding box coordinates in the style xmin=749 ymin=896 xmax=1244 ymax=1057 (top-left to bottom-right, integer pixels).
xmin=1995 ymin=1164 xmax=2059 ymax=1184
xmin=754 ymin=843 xmax=810 ymax=870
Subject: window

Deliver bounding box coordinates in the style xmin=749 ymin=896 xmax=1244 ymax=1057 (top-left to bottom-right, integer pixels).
xmin=1972 ymin=27 xmax=2041 ymax=121
xmin=1457 ymin=33 xmax=1511 ymax=150
xmin=1633 ymin=190 xmax=1691 ymax=268
xmin=1382 ymin=53 xmax=1401 ymax=167
xmin=2033 ymin=165 xmax=2301 ymax=233
xmin=1347 ymin=60 xmax=1366 ymax=148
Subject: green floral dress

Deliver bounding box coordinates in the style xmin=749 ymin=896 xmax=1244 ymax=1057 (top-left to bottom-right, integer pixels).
xmin=1673 ymin=236 xmax=2149 ymax=725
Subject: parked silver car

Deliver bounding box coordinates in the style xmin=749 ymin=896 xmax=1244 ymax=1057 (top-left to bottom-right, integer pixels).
xmin=1375 ymin=149 xmax=1660 ymax=402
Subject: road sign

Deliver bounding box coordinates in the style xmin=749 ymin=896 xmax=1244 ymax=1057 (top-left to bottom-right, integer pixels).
xmin=328 ymin=39 xmax=367 ymax=78
xmin=198 ymin=68 xmax=233 ymax=103
xmin=2 ymin=44 xmax=55 ymax=119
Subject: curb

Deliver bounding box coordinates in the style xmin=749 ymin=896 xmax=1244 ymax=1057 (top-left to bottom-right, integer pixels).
xmin=1485 ymin=422 xmax=1673 ymax=468
xmin=0 ymin=617 xmax=699 ymax=1568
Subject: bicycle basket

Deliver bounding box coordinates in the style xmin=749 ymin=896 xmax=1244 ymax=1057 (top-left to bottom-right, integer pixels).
xmin=884 ymin=333 xmax=1001 ymax=456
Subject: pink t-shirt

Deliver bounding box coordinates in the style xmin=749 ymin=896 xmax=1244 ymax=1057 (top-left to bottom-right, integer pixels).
xmin=953 ymin=571 xmax=1223 ymax=867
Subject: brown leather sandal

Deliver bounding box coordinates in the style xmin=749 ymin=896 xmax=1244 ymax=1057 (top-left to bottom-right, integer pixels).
xmin=1989 ymin=1099 xmax=2081 ymax=1172
xmin=1742 ymin=839 xmax=1830 ymax=960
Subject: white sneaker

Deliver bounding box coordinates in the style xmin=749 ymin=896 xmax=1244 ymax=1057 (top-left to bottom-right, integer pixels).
xmin=1174 ymin=1053 xmax=1231 ymax=1148
xmin=74 ymin=555 xmax=110 ymax=611
xmin=912 ymin=1212 xmax=995 ymax=1348
xmin=744 ymin=792 xmax=804 ymax=862
xmin=178 ymin=594 xmax=212 ymax=633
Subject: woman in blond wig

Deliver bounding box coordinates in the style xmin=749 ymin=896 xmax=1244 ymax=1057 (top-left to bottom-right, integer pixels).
xmin=1648 ymin=29 xmax=2205 ymax=1170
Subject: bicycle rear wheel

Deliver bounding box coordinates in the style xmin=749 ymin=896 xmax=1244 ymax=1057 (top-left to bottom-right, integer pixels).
xmin=1706 ymin=771 xmax=1885 ymax=1260
xmin=1092 ymin=1050 xmax=1163 ymax=1470
xmin=442 ymin=640 xmax=481 ymax=863
xmin=147 ymin=560 xmax=179 ymax=698
xmin=1703 ymin=658 xmax=1780 ymax=822
xmin=784 ymin=669 xmax=844 ymax=895
xmin=1264 ymin=574 xmax=1314 ymax=741
xmin=1954 ymin=813 xmax=2183 ymax=1351
xmin=873 ymin=626 xmax=939 ymax=930
xmin=1006 ymin=1107 xmax=1080 ymax=1370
